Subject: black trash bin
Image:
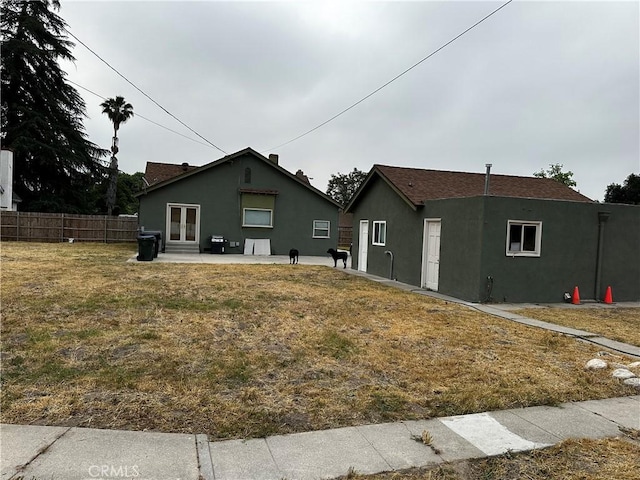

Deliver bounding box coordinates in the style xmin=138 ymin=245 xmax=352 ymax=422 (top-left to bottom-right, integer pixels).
xmin=210 ymin=235 xmax=225 ymax=254
xmin=137 ymin=235 xmax=156 ymax=261
xmin=144 ymin=230 xmax=163 ymax=257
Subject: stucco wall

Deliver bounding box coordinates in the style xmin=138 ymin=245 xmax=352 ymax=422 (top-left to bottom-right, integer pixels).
xmin=421 ymin=198 xmax=485 ymax=301
xmin=138 ymin=153 xmax=339 ymax=255
xmin=350 ymin=176 xmax=419 ymax=281
xmin=350 ymin=181 xmax=640 ymax=303
xmin=480 ymin=197 xmax=640 ymax=303
xmin=349 ymin=180 xmax=485 ymax=300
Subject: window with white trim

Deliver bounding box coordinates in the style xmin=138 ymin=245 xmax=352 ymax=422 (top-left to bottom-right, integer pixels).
xmin=372 ymin=221 xmax=386 ymax=246
xmin=243 ymin=208 xmax=272 ymax=227
xmin=313 ymin=220 xmax=330 ymax=238
xmin=506 ymin=220 xmax=542 ymax=257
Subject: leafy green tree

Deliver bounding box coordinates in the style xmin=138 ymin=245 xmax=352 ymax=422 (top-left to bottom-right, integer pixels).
xmin=89 ymin=171 xmax=144 ymax=215
xmin=604 ymin=173 xmax=640 ymax=205
xmin=326 ymin=168 xmax=367 ymax=207
xmin=533 ymin=163 xmax=577 ymax=188
xmin=100 ymin=96 xmax=134 ymax=215
xmin=115 ymin=171 xmax=144 ymax=215
xmin=1 ymin=0 xmax=107 ymax=213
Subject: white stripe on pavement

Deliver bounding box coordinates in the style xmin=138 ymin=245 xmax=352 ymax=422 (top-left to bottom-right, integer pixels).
xmin=441 ymin=413 xmax=550 ymax=456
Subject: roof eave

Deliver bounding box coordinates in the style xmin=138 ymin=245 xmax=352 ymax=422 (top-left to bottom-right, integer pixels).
xmin=346 ymin=166 xmax=420 ymax=213
xmin=135 ymin=148 xmax=341 ymax=208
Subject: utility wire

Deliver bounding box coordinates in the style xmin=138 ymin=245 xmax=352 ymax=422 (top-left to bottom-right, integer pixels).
xmin=263 ymin=0 xmax=513 ymax=152
xmin=64 ymin=27 xmax=228 ymax=155
xmin=68 ymin=79 xmax=217 ymax=150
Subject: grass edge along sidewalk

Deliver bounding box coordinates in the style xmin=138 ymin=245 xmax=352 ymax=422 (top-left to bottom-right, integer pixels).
xmin=1 ymin=395 xmax=639 ymax=480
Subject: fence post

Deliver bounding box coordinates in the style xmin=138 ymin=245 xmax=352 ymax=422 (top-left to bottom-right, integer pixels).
xmin=16 ymin=211 xmax=20 ymax=241
xmin=104 ymin=215 xmax=107 ymax=243
xmin=61 ymin=213 xmax=64 ymax=242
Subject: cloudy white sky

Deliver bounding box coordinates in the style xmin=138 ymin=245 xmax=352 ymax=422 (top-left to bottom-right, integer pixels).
xmin=60 ymin=0 xmax=639 ymax=201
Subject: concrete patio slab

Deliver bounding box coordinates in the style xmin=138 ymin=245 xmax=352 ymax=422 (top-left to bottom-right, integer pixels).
xmin=267 ymin=426 xmax=391 ymax=479
xmin=128 ymin=253 xmax=351 ymax=268
xmin=16 ymin=427 xmax=198 ymax=480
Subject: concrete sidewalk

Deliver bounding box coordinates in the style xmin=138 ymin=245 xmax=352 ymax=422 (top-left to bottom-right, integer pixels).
xmin=2 ymin=396 xmax=638 ymax=480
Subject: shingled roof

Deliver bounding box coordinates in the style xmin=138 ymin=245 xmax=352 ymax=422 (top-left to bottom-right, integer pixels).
xmin=349 ymin=165 xmax=593 ymax=210
xmin=144 ymin=162 xmax=199 ymax=186
xmin=137 ymin=148 xmax=342 ymax=208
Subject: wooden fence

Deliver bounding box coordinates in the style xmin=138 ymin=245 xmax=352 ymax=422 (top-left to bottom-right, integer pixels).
xmin=338 ymin=226 xmax=353 ymax=248
xmin=0 ymin=211 xmax=138 ymax=243
xmin=1 ymin=211 xmax=351 ymax=246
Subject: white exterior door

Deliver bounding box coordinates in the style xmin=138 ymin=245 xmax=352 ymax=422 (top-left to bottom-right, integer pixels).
xmin=422 ymin=220 xmax=441 ymax=290
xmin=166 ymin=204 xmax=200 ymax=244
xmin=358 ymin=220 xmax=369 ymax=272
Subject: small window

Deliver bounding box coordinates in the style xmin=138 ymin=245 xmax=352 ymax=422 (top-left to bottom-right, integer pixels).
xmin=506 ymin=220 xmax=542 ymax=257
xmin=244 ymin=167 xmax=251 ymax=183
xmin=372 ymin=221 xmax=386 ymax=246
xmin=313 ymin=220 xmax=330 ymax=238
xmin=243 ymin=208 xmax=272 ymax=227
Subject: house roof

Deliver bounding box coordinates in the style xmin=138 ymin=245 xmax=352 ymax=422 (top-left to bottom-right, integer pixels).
xmin=346 ymin=164 xmax=593 ymax=212
xmin=144 ymin=161 xmax=199 ymax=186
xmin=137 ymin=148 xmax=341 ymax=207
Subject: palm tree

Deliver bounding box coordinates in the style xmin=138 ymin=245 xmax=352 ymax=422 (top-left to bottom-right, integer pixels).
xmin=101 ymin=96 xmax=134 ymax=215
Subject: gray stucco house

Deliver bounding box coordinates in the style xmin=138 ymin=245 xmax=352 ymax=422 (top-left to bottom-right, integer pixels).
xmin=345 ymin=165 xmax=640 ymax=303
xmin=136 ymin=148 xmax=341 ymax=255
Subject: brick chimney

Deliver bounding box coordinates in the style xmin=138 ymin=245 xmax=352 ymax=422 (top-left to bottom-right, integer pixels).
xmin=268 ymin=154 xmax=279 ymax=165
xmin=295 ymin=169 xmax=310 ymax=184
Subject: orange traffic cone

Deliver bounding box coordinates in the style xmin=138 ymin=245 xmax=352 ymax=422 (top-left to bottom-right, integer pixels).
xmin=603 ymin=286 xmax=613 ymax=304
xmin=571 ymin=286 xmax=580 ymax=305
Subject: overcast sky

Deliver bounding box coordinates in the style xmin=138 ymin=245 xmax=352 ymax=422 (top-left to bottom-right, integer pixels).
xmin=59 ymin=0 xmax=639 ymax=201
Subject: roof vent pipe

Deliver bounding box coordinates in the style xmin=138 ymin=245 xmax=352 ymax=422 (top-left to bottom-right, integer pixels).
xmin=484 ymin=164 xmax=492 ymax=195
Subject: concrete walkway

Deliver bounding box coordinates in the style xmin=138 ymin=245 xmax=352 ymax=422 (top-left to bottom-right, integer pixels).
xmin=2 ymin=396 xmax=638 ymax=480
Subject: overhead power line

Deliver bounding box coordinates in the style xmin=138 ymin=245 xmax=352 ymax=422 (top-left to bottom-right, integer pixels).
xmin=263 ymin=0 xmax=513 ymax=152
xmin=64 ymin=27 xmax=228 ymax=155
xmin=68 ymin=79 xmax=217 ymax=150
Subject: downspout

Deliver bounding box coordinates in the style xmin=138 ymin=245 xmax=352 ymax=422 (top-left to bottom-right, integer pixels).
xmin=384 ymin=250 xmax=394 ymax=280
xmin=594 ymin=211 xmax=610 ymax=301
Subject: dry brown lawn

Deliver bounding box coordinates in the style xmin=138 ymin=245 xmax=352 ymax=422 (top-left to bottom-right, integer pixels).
xmin=516 ymin=307 xmax=640 ymax=347
xmin=1 ymin=242 xmax=638 ymax=440
xmin=348 ymin=435 xmax=640 ymax=480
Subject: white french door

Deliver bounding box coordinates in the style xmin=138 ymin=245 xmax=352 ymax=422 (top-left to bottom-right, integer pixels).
xmin=166 ymin=204 xmax=200 ymax=243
